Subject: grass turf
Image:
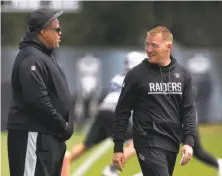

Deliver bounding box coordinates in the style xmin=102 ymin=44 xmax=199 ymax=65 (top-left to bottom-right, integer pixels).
xmin=1 ymin=124 xmax=222 ymax=176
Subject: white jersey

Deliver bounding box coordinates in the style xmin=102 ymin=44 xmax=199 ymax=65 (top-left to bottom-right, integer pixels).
xmin=99 ymin=73 xmax=125 ymax=111
xmin=99 ymin=51 xmax=145 ymax=126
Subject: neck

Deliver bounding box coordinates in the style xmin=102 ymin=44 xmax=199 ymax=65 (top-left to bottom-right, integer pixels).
xmin=159 ymin=55 xmax=171 ymax=67
xmin=37 ymin=35 xmax=50 ymax=49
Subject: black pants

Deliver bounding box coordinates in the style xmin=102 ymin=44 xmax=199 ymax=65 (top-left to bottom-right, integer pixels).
xmin=8 ymin=130 xmax=66 ymax=176
xmin=84 ymin=110 xmax=132 ymax=147
xmin=136 ymin=147 xmax=177 ymax=176
xmin=180 ymin=129 xmax=218 ymax=169
xmin=192 ymin=132 xmax=218 ymax=168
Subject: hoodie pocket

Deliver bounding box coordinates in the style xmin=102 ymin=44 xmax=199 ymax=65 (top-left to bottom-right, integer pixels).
xmin=153 ymin=121 xmax=182 ymax=141
xmin=133 ymin=117 xmax=154 ymax=137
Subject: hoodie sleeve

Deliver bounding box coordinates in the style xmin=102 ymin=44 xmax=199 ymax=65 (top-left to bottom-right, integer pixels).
xmin=182 ymin=71 xmax=197 ymax=148
xmin=18 ymin=57 xmax=67 ymax=134
xmin=113 ymin=70 xmax=138 ymax=153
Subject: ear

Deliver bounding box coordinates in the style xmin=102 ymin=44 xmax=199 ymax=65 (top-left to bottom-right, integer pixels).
xmin=39 ymin=29 xmax=47 ymax=38
xmin=167 ymin=43 xmax=172 ymax=51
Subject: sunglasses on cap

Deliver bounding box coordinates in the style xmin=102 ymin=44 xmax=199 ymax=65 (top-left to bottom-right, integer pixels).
xmin=43 ymin=27 xmax=61 ymax=34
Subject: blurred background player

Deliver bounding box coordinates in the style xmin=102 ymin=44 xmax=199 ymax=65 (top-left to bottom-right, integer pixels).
xmin=74 ymin=54 xmax=102 ymax=130
xmin=61 ymin=51 xmax=145 ymax=176
xmin=186 ymin=54 xmax=213 ymax=123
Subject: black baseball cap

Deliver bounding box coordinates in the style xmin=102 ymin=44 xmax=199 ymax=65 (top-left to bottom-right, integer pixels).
xmin=27 ymin=8 xmax=63 ymax=32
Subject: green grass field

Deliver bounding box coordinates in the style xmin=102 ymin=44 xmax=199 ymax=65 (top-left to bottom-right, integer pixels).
xmin=1 ymin=124 xmax=222 ymax=176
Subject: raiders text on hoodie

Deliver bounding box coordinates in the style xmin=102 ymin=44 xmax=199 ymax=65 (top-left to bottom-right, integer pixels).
xmin=113 ymin=57 xmax=197 ymax=153
xmin=7 ymin=33 xmax=74 ymax=141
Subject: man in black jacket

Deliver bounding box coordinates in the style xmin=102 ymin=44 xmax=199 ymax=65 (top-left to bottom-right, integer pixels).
xmin=112 ymin=26 xmax=197 ymax=176
xmin=7 ymin=8 xmax=74 ymax=176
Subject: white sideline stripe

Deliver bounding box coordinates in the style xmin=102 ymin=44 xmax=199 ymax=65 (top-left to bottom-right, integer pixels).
xmin=24 ymin=132 xmax=38 ymax=176
xmin=71 ymin=138 xmax=113 ymax=176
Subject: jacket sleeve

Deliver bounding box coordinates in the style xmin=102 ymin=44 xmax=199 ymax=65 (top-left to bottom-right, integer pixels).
xmin=113 ymin=70 xmax=138 ymax=153
xmin=182 ymin=71 xmax=197 ymax=148
xmin=18 ymin=57 xmax=67 ymax=134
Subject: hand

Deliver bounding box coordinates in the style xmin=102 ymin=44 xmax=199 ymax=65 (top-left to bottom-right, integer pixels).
xmin=180 ymin=144 xmax=193 ymax=166
xmin=112 ymin=152 xmax=125 ymax=172
xmin=60 ymin=122 xmax=74 ymax=141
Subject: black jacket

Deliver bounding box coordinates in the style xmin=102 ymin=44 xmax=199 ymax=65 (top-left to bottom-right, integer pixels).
xmin=7 ymin=32 xmax=74 ymax=141
xmin=113 ymin=57 xmax=197 ymax=153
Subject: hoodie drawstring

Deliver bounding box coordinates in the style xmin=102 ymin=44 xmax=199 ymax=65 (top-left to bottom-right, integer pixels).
xmin=159 ymin=67 xmax=171 ymax=100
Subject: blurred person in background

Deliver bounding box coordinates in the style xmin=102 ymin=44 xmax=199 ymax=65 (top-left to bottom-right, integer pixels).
xmin=7 ymin=8 xmax=74 ymax=176
xmin=187 ymin=54 xmax=213 ymax=123
xmin=61 ymin=51 xmax=145 ymax=176
xmin=74 ymin=54 xmax=102 ymax=130
xmin=112 ymin=26 xmax=196 ymax=176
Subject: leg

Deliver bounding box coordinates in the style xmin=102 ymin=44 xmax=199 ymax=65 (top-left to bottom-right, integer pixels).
xmin=102 ymin=124 xmax=135 ymax=176
xmin=102 ymin=140 xmax=136 ymax=176
xmin=61 ymin=152 xmax=71 ymax=176
xmin=53 ymin=138 xmax=66 ymax=176
xmin=8 ymin=130 xmax=63 ymax=176
xmin=102 ymin=140 xmax=135 ymax=176
xmin=62 ymin=110 xmax=114 ymax=176
xmin=69 ymin=143 xmax=89 ymax=161
xmin=193 ymin=132 xmax=219 ymax=168
xmin=61 ymin=143 xmax=89 ymax=176
xmin=34 ymin=133 xmax=66 ymax=176
xmin=69 ymin=110 xmax=115 ymax=161
xmin=166 ymin=151 xmax=177 ymax=176
xmin=7 ymin=130 xmax=29 ymax=176
xmin=136 ymin=147 xmax=170 ymax=176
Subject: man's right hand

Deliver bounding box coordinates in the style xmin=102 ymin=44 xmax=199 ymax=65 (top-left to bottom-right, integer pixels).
xmin=180 ymin=144 xmax=193 ymax=165
xmin=112 ymin=152 xmax=125 ymax=172
xmin=60 ymin=122 xmax=74 ymax=141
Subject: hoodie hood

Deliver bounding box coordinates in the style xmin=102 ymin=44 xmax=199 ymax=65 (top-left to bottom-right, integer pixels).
xmin=19 ymin=32 xmax=53 ymax=55
xmin=142 ymin=55 xmax=177 ymax=71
